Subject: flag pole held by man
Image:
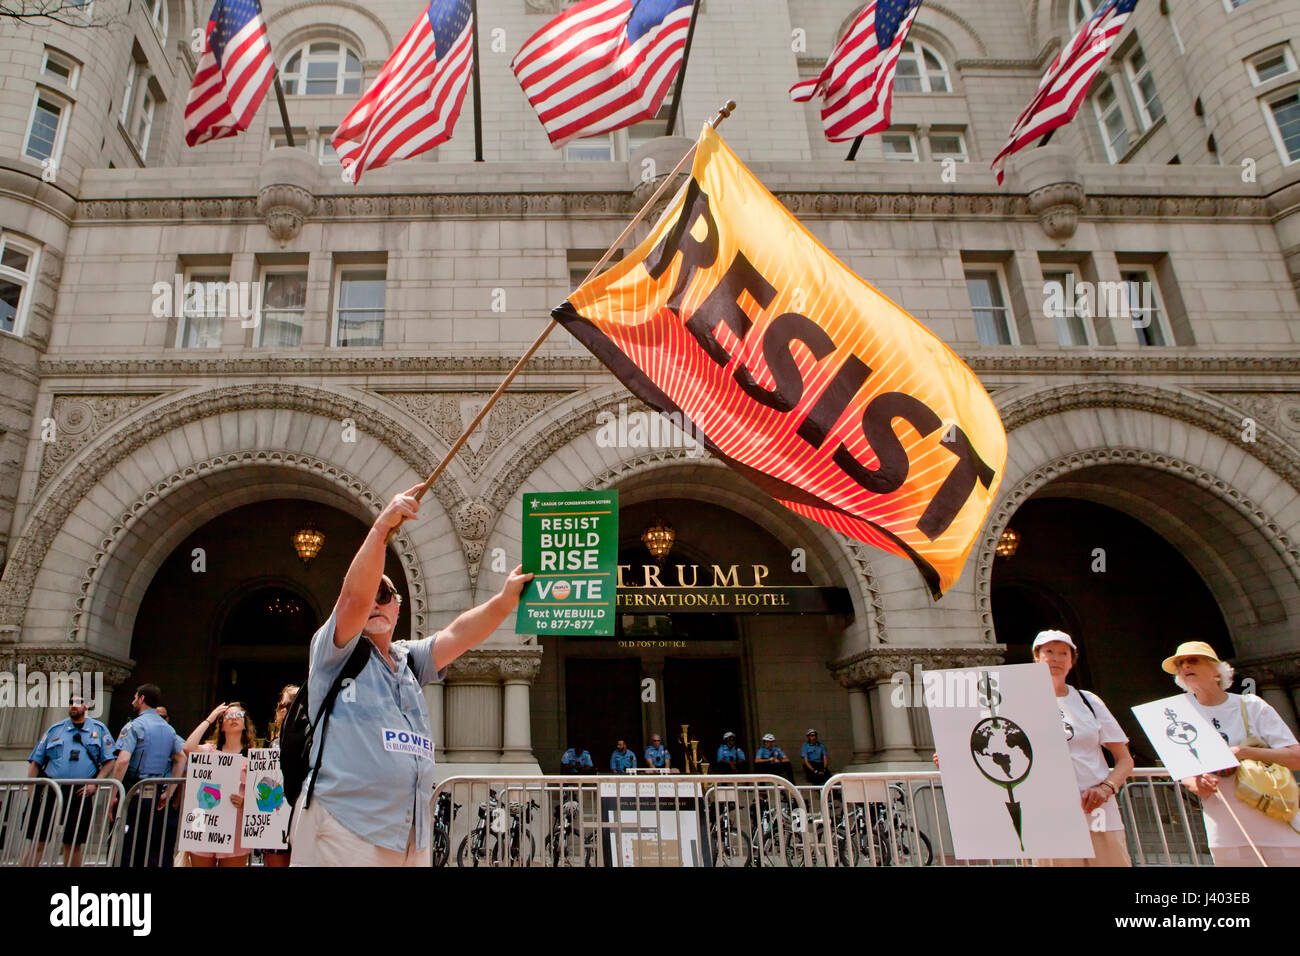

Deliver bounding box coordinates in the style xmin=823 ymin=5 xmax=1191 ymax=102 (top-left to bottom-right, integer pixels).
xmin=554 ymin=124 xmax=1007 ymax=598
xmin=286 ymin=483 xmax=531 ymax=866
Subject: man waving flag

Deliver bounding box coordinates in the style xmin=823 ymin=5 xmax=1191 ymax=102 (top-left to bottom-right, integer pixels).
xmin=332 ymin=0 xmax=474 ymax=183
xmin=555 ymin=126 xmax=1007 ymax=598
xmin=790 ymin=0 xmax=922 ymax=142
xmin=184 ymin=0 xmax=276 ymax=146
xmin=513 ymin=0 xmax=695 ymax=148
xmin=990 ymin=0 xmax=1138 ymax=183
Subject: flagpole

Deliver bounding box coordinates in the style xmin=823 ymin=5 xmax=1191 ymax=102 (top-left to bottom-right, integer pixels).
xmin=385 ymin=99 xmax=739 ymax=544
xmin=845 ymin=136 xmax=863 ymax=161
xmin=664 ymin=0 xmax=702 ymax=136
xmin=1038 ymin=130 xmax=1055 ymax=147
xmin=272 ymin=73 xmax=294 ymax=148
xmin=471 ymin=0 xmax=484 ymax=162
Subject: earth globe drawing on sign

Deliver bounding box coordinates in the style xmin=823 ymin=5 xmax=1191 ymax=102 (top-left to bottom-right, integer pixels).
xmin=970 ymin=716 xmax=1033 ymax=850
xmin=1163 ymin=708 xmax=1199 ymax=759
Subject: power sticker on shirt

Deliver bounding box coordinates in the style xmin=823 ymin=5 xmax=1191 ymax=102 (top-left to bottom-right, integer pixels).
xmin=382 ymin=728 xmax=435 ymax=761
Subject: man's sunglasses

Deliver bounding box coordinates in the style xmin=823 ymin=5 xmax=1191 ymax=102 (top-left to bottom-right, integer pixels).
xmin=376 ymin=580 xmax=399 ymax=606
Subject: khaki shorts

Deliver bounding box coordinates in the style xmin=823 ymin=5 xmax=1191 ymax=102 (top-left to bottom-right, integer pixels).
xmin=288 ymin=793 xmax=429 ymax=867
xmin=1033 ymin=829 xmax=1132 ymax=867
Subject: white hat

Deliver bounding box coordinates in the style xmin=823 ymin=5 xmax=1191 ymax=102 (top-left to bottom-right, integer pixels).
xmin=1031 ymin=629 xmax=1077 ymax=652
xmin=762 ymin=733 xmax=775 ymax=741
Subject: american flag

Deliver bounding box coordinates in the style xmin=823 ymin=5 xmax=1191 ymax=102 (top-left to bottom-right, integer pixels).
xmin=184 ymin=0 xmax=275 ymax=147
xmin=332 ymin=0 xmax=474 ymax=183
xmin=990 ymin=0 xmax=1138 ymax=183
xmin=789 ymin=0 xmax=922 ymax=143
xmin=512 ymin=0 xmax=695 ymax=149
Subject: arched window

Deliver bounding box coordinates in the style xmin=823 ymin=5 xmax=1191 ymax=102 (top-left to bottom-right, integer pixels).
xmin=146 ymin=0 xmax=167 ymax=40
xmin=894 ymin=40 xmax=950 ymax=93
xmin=281 ymin=41 xmax=363 ymax=96
xmin=1069 ymin=0 xmax=1097 ymax=32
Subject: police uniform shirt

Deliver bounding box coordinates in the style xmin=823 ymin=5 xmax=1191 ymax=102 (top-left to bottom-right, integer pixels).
xmin=118 ymin=708 xmax=183 ymax=779
xmin=801 ymin=740 xmax=827 ymax=764
xmin=756 ymin=744 xmax=787 ymax=761
xmin=610 ymin=748 xmax=636 ymax=772
xmin=29 ymin=717 xmax=117 ymax=778
xmin=561 ymin=748 xmax=593 ymax=769
xmin=716 ymin=743 xmax=745 ymax=763
xmin=307 ymin=608 xmax=448 ymax=854
xmin=644 ymin=744 xmax=669 ymax=767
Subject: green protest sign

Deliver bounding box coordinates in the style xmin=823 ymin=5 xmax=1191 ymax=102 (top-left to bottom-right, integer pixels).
xmin=516 ymin=490 xmax=618 ymax=636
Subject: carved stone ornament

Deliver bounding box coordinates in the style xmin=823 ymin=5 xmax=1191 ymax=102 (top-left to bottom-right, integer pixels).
xmin=446 ymin=648 xmax=543 ymax=683
xmin=1028 ymin=182 xmax=1086 ymax=240
xmin=829 ymin=646 xmax=1005 ymax=689
xmin=39 ymin=395 xmax=162 ymax=491
xmin=0 ymin=646 xmax=134 ymax=690
xmin=257 ymin=183 xmax=315 ymax=245
xmin=1234 ymin=653 xmax=1300 ymax=685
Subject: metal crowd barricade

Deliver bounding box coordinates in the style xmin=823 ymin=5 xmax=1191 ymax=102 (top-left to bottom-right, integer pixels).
xmin=819 ymin=768 xmax=1213 ymax=867
xmin=0 ymin=778 xmax=125 ymax=866
xmin=115 ymin=776 xmax=186 ymax=868
xmin=432 ymin=774 xmax=813 ymax=867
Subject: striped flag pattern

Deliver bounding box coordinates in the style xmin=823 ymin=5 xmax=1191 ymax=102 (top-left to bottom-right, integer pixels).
xmin=789 ymin=0 xmax=922 ymax=143
xmin=512 ymin=0 xmax=694 ymax=149
xmin=184 ymin=0 xmax=275 ymax=147
xmin=990 ymin=0 xmax=1139 ymax=183
xmin=332 ymin=0 xmax=474 ymax=183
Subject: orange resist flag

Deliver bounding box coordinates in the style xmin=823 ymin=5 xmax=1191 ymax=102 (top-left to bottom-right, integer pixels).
xmin=553 ymin=126 xmax=1007 ymax=598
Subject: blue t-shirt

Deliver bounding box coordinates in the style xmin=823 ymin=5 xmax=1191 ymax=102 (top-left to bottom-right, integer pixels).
xmin=716 ymin=744 xmax=745 ymax=763
xmin=801 ymin=741 xmax=827 ymax=763
xmin=561 ymin=748 xmax=594 ymax=770
xmin=610 ymin=749 xmax=636 ymax=772
xmin=756 ymin=745 xmax=787 ymax=761
xmin=644 ymin=744 xmax=669 ymax=767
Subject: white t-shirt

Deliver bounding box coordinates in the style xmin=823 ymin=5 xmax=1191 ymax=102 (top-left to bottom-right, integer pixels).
xmin=1184 ymin=692 xmax=1300 ymax=849
xmin=1057 ymin=687 xmax=1127 ymax=832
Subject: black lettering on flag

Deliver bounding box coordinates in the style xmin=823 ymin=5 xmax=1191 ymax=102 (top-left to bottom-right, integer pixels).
xmin=834 ymin=392 xmax=941 ymax=495
xmin=796 ymin=354 xmax=873 ymax=449
xmin=918 ymin=424 xmax=996 ymax=540
xmin=686 ymin=252 xmax=775 ymax=366
xmin=734 ymin=312 xmax=837 ymax=412
xmin=646 ymin=179 xmax=719 ymax=316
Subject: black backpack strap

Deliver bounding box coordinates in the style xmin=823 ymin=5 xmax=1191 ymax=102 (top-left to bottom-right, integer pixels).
xmin=1071 ymin=685 xmax=1097 ymax=718
xmin=304 ymin=638 xmax=372 ymax=810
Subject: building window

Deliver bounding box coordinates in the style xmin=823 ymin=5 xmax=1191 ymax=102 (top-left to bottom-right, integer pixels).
xmin=135 ymin=89 xmax=156 ymax=156
xmin=894 ymin=41 xmax=950 ymax=93
xmin=1120 ymin=268 xmax=1172 ymax=347
xmin=42 ymin=49 xmax=79 ymax=89
xmin=1263 ymin=88 xmax=1300 ymax=164
xmin=965 ymin=270 xmax=1016 ymax=346
xmin=1248 ymin=47 xmax=1298 ymax=86
xmin=24 ymin=91 xmax=69 ymax=165
xmin=1092 ymin=76 xmax=1129 ymax=162
xmin=882 ymin=131 xmax=918 ymax=161
xmin=146 ymin=0 xmax=167 ymax=39
xmin=1124 ymin=47 xmax=1163 ymax=128
xmin=120 ymin=59 xmax=137 ymax=126
xmin=565 ymin=132 xmax=614 ymax=162
xmin=319 ymin=131 xmax=340 ymax=165
xmin=1069 ymin=0 xmax=1097 ymax=31
xmin=270 ymin=127 xmax=309 ymax=151
xmin=929 ymin=131 xmax=968 ymax=162
xmin=333 ymin=269 xmax=385 ymax=347
xmin=281 ymin=42 xmax=363 ymax=96
xmin=1043 ymin=269 xmax=1095 ymax=346
xmin=257 ymin=269 xmax=308 ymax=347
xmin=0 ymin=234 xmax=39 ymax=337
xmin=178 ymin=272 xmax=228 ymax=349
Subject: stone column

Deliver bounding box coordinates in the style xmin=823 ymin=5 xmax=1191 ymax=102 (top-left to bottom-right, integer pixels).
xmin=831 ymin=646 xmax=1004 ymax=769
xmin=444 ymin=648 xmax=543 ymax=768
xmin=424 ymin=682 xmax=445 ymax=752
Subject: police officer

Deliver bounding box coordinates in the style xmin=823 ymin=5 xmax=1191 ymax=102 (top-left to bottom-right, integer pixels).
xmin=25 ymin=694 xmax=117 ymax=866
xmin=644 ymin=734 xmax=671 ymax=770
xmin=561 ymin=743 xmax=594 ymax=774
xmin=610 ymin=739 xmax=636 ymax=774
xmin=755 ymin=733 xmax=794 ymax=783
xmin=111 ymin=683 xmax=186 ymax=867
xmin=716 ymin=732 xmax=746 ymax=773
xmin=801 ymin=729 xmax=830 ymax=784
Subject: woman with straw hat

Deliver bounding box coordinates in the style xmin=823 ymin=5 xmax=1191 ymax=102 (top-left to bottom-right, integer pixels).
xmin=1164 ymin=641 xmax=1300 ymax=866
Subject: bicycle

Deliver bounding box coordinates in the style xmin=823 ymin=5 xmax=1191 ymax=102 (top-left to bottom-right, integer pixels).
xmin=751 ymin=798 xmax=807 ymax=866
xmin=456 ymin=789 xmax=538 ymax=867
xmin=834 ymin=785 xmax=933 ymax=866
xmin=544 ymin=795 xmax=596 ymax=867
xmin=432 ymin=791 xmax=461 ymax=868
xmin=705 ymin=795 xmax=753 ymax=867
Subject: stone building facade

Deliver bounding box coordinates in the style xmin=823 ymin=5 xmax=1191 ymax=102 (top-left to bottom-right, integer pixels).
xmin=0 ymin=0 xmax=1298 ymax=775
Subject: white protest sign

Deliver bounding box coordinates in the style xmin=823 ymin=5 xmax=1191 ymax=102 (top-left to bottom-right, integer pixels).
xmin=178 ymin=751 xmax=246 ymax=854
xmin=1131 ymin=694 xmax=1239 ymax=780
xmin=924 ymin=662 xmax=1093 ymax=860
xmin=241 ymin=748 xmax=290 ymax=850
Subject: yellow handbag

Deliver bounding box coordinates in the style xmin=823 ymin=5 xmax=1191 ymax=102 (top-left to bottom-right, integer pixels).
xmin=1235 ymin=697 xmax=1300 ymax=830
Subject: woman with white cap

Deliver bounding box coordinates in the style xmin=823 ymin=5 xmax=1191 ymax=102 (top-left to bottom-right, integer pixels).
xmin=1164 ymin=641 xmax=1300 ymax=866
xmin=1032 ymin=629 xmax=1134 ymax=866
